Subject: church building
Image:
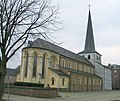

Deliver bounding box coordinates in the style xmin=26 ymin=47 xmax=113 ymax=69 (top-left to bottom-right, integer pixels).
xmin=16 ymin=9 xmax=105 ymax=91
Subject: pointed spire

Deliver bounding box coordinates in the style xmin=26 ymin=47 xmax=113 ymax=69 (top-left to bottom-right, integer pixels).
xmin=84 ymin=8 xmax=95 ymax=52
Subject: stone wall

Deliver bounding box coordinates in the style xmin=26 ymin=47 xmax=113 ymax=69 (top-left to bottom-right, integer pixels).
xmin=4 ymin=86 xmax=59 ymax=98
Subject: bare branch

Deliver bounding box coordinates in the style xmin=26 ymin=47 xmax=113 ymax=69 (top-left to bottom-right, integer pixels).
xmin=0 ymin=0 xmax=61 ymax=62
xmin=7 ymin=34 xmax=29 ymax=61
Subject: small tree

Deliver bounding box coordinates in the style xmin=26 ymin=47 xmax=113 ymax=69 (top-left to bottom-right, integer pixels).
xmin=0 ymin=0 xmax=60 ymax=100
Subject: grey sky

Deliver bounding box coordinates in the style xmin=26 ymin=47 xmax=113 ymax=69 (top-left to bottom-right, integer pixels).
xmin=8 ymin=0 xmax=120 ymax=68
xmin=52 ymin=0 xmax=120 ymax=65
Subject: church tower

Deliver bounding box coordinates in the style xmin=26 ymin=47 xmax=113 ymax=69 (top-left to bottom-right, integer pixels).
xmin=78 ymin=8 xmax=102 ymax=66
xmin=78 ymin=8 xmax=112 ymax=91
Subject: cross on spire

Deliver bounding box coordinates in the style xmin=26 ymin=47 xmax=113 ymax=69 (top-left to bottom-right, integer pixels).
xmin=88 ymin=4 xmax=91 ymax=10
xmin=84 ymin=6 xmax=95 ymax=52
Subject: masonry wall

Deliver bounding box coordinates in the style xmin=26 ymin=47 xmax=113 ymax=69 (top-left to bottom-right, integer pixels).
xmin=17 ymin=48 xmax=102 ymax=92
xmin=95 ymin=62 xmax=112 ymax=90
xmin=4 ymin=86 xmax=59 ymax=98
xmin=104 ymin=67 xmax=112 ymax=90
xmin=70 ymin=73 xmax=102 ymax=92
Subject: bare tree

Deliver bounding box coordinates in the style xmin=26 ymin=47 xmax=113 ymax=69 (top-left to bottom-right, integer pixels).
xmin=0 ymin=0 xmax=60 ymax=100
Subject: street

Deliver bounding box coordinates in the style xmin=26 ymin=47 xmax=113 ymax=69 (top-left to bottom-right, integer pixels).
xmin=3 ymin=90 xmax=120 ymax=101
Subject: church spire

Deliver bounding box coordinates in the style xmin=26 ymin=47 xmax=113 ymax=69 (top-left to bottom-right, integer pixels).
xmin=84 ymin=8 xmax=95 ymax=52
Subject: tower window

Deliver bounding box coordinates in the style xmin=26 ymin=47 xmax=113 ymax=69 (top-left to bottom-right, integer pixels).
xmin=88 ymin=55 xmax=90 ymax=59
xmin=96 ymin=56 xmax=98 ymax=60
xmin=99 ymin=57 xmax=101 ymax=61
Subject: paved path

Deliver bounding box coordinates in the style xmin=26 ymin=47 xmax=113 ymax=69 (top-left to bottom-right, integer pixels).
xmin=3 ymin=90 xmax=120 ymax=101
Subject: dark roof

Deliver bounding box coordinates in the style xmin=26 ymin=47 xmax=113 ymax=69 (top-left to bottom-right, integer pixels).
xmin=103 ymin=65 xmax=112 ymax=70
xmin=61 ymin=67 xmax=101 ymax=78
xmin=111 ymin=68 xmax=120 ymax=70
xmin=49 ymin=68 xmax=69 ymax=77
xmin=25 ymin=38 xmax=93 ymax=66
xmin=79 ymin=10 xmax=100 ymax=55
xmin=6 ymin=68 xmax=17 ymax=76
xmin=16 ymin=66 xmax=20 ymax=74
xmin=85 ymin=10 xmax=95 ymax=52
xmin=79 ymin=50 xmax=102 ymax=56
xmin=108 ymin=64 xmax=120 ymax=69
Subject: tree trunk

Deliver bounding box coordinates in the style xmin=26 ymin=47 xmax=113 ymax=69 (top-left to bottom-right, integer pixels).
xmin=0 ymin=74 xmax=5 ymax=100
xmin=0 ymin=57 xmax=7 ymax=101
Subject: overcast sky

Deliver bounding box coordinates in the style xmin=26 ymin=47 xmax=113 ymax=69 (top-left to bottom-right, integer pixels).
xmin=8 ymin=0 xmax=120 ymax=68
xmin=52 ymin=0 xmax=120 ymax=65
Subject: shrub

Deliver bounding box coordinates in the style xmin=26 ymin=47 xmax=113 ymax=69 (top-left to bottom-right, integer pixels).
xmin=14 ymin=82 xmax=44 ymax=87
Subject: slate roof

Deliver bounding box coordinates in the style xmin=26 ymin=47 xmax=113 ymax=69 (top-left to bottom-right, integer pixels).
xmin=79 ymin=50 xmax=101 ymax=55
xmin=84 ymin=10 xmax=95 ymax=52
xmin=108 ymin=64 xmax=120 ymax=69
xmin=6 ymin=68 xmax=17 ymax=76
xmin=49 ymin=68 xmax=69 ymax=77
xmin=16 ymin=66 xmax=20 ymax=74
xmin=6 ymin=66 xmax=20 ymax=76
xmin=103 ymin=65 xmax=112 ymax=70
xmin=26 ymin=38 xmax=93 ymax=66
xmin=79 ymin=9 xmax=100 ymax=55
xmin=61 ymin=67 xmax=101 ymax=78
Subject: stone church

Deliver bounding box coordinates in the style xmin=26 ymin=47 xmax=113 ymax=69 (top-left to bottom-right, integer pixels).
xmin=16 ymin=9 xmax=112 ymax=91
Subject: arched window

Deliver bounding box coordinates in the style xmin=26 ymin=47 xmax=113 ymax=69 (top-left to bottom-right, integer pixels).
xmin=69 ymin=62 xmax=71 ymax=68
xmin=25 ymin=53 xmax=28 ymax=77
xmin=33 ymin=52 xmax=37 ymax=77
xmin=42 ymin=54 xmax=45 ymax=78
xmin=88 ymin=55 xmax=90 ymax=59
xmin=75 ymin=63 xmax=77 ymax=69
xmin=51 ymin=77 xmax=55 ymax=85
xmin=62 ymin=78 xmax=65 ymax=86
xmin=63 ymin=60 xmax=64 ymax=67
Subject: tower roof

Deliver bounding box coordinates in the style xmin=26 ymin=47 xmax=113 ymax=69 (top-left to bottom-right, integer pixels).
xmin=85 ymin=9 xmax=95 ymax=52
xmin=79 ymin=9 xmax=97 ymax=54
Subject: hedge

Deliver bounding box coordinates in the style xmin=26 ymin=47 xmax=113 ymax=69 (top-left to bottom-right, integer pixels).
xmin=14 ymin=82 xmax=44 ymax=87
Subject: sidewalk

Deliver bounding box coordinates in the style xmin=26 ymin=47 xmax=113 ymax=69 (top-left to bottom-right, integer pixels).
xmin=3 ymin=90 xmax=120 ymax=101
